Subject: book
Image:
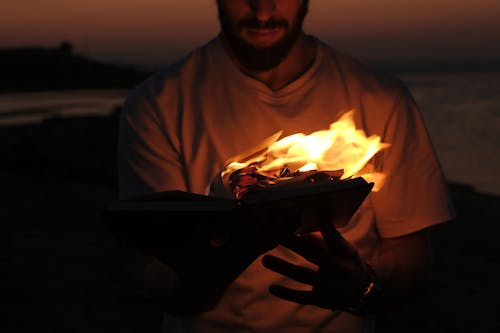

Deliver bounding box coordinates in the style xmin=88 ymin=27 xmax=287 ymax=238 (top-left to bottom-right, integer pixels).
xmin=101 ymin=174 xmax=374 ymax=252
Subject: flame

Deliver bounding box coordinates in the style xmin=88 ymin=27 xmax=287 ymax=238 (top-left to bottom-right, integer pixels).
xmin=222 ymin=110 xmax=390 ymax=191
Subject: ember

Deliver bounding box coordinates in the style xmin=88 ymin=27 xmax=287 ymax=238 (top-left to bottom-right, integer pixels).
xmin=222 ymin=110 xmax=390 ymax=198
xmin=229 ymin=163 xmax=308 ymax=199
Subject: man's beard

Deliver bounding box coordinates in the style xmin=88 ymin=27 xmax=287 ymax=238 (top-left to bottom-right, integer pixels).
xmin=217 ymin=1 xmax=309 ymax=71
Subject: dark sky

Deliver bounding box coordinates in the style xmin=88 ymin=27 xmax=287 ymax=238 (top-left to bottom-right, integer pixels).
xmin=2 ymin=0 xmax=500 ymax=68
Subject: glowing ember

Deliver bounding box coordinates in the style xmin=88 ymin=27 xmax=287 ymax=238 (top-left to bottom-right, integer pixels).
xmin=222 ymin=110 xmax=390 ymax=196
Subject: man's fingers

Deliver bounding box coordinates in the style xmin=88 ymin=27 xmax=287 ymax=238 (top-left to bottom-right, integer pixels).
xmin=319 ymin=222 xmax=355 ymax=257
xmin=268 ymin=284 xmax=318 ymax=306
xmin=318 ymin=222 xmax=365 ymax=279
xmin=319 ymin=222 xmax=342 ymax=247
xmin=279 ymin=233 xmax=322 ymax=265
xmin=262 ymin=254 xmax=318 ymax=286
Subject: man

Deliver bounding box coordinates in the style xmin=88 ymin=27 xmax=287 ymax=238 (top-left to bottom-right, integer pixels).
xmin=118 ymin=0 xmax=455 ymax=332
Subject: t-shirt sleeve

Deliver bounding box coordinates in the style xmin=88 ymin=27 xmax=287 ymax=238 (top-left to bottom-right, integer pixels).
xmin=117 ymin=80 xmax=187 ymax=199
xmin=371 ymin=86 xmax=456 ymax=238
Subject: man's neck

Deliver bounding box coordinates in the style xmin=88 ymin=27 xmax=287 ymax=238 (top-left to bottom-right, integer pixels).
xmin=224 ymin=33 xmax=317 ymax=91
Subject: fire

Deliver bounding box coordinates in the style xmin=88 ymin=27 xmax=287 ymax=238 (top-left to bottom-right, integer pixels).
xmin=222 ymin=110 xmax=390 ymax=193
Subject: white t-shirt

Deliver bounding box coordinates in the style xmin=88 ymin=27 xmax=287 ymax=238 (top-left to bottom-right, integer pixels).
xmin=118 ymin=35 xmax=455 ymax=333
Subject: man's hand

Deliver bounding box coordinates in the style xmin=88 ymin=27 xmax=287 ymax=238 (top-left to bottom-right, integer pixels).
xmin=153 ymin=200 xmax=303 ymax=282
xmin=144 ymin=200 xmax=303 ymax=316
xmin=262 ymin=221 xmax=375 ymax=315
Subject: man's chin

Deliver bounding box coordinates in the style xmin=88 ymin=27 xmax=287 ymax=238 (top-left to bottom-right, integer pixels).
xmin=233 ymin=47 xmax=289 ymax=72
xmin=225 ymin=33 xmax=299 ymax=71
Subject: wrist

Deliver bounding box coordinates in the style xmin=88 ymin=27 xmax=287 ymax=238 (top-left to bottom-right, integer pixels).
xmin=345 ymin=263 xmax=382 ymax=316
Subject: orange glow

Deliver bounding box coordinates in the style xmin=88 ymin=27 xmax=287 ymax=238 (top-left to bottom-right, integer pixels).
xmin=1 ymin=1 xmax=499 ymax=67
xmin=222 ymin=110 xmax=390 ymax=191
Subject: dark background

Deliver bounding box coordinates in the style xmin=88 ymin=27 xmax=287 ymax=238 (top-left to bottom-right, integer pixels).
xmin=3 ymin=46 xmax=500 ymax=332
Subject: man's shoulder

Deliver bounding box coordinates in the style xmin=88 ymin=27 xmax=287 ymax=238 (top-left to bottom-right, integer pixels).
xmin=129 ymin=37 xmax=221 ymax=97
xmin=162 ymin=37 xmax=221 ymax=77
xmin=316 ymin=39 xmax=407 ymax=96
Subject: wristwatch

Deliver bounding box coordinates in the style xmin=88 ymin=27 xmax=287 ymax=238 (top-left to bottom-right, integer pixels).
xmin=345 ymin=264 xmax=382 ymax=316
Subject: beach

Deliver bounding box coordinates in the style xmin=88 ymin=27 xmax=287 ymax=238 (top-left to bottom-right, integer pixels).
xmin=3 ymin=109 xmax=500 ymax=332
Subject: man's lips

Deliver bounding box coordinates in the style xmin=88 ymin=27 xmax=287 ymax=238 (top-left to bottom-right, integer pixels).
xmin=246 ymin=28 xmax=281 ymax=35
xmin=244 ymin=27 xmax=284 ymax=43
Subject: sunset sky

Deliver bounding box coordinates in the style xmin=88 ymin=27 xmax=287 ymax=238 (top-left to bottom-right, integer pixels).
xmin=2 ymin=0 xmax=500 ymax=68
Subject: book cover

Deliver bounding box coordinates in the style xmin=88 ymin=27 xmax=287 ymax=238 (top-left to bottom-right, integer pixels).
xmin=102 ymin=174 xmax=374 ymax=253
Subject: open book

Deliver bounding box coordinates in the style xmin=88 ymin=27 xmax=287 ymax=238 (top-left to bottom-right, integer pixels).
xmin=102 ymin=174 xmax=373 ymax=251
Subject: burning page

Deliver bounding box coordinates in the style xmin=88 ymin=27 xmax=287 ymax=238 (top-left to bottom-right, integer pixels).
xmin=211 ymin=110 xmax=390 ymax=200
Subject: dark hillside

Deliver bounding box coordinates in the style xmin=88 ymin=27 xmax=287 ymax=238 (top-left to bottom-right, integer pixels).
xmin=0 ymin=41 xmax=149 ymax=93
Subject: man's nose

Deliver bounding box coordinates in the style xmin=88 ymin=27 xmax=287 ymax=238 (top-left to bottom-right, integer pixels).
xmin=249 ymin=0 xmax=276 ymax=21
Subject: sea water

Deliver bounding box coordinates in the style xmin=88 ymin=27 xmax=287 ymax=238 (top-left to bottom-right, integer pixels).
xmin=0 ymin=71 xmax=498 ymax=195
xmin=398 ymin=71 xmax=500 ymax=196
xmin=0 ymin=89 xmax=128 ymax=126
